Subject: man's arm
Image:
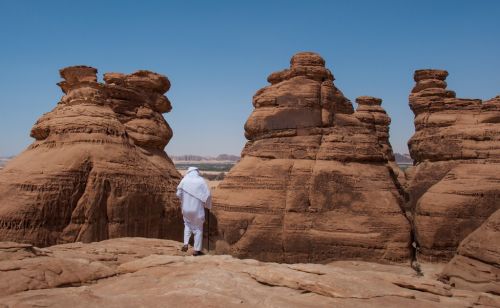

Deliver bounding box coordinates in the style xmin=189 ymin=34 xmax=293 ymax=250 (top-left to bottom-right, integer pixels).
xmin=204 ymin=195 xmax=212 ymax=209
xmin=176 ymin=188 xmax=183 ymax=202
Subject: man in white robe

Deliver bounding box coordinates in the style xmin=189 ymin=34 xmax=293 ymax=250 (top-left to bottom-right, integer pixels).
xmin=176 ymin=167 xmax=212 ymax=256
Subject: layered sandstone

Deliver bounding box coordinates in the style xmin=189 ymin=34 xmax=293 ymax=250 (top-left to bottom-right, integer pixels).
xmin=0 ymin=66 xmax=182 ymax=247
xmin=441 ymin=209 xmax=500 ymax=294
xmin=406 ymin=70 xmax=500 ymax=261
xmin=354 ymin=96 xmax=393 ymax=161
xmin=355 ymin=96 xmax=407 ymax=186
xmin=1 ymin=238 xmax=497 ymax=307
xmin=212 ymin=52 xmax=411 ymax=263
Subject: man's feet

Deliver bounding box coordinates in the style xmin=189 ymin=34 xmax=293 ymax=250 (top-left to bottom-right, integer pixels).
xmin=181 ymin=244 xmax=188 ymax=252
xmin=192 ymin=251 xmax=204 ymax=256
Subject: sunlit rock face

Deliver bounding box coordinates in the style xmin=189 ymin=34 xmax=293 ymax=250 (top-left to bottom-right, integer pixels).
xmin=406 ymin=69 xmax=500 ymax=261
xmin=441 ymin=208 xmax=500 ymax=294
xmin=0 ymin=66 xmax=183 ymax=247
xmin=212 ymin=52 xmax=411 ymax=263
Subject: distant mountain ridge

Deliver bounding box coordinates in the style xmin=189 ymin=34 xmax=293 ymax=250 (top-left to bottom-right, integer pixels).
xmin=171 ymin=154 xmax=240 ymax=162
xmin=171 ymin=153 xmax=412 ymax=164
xmin=394 ymin=153 xmax=412 ymax=164
xmin=0 ymin=156 xmax=14 ymax=169
xmin=1 ymin=153 xmax=408 ymax=167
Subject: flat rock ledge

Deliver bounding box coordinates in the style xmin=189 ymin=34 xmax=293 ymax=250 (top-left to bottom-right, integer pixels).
xmin=0 ymin=238 xmax=498 ymax=307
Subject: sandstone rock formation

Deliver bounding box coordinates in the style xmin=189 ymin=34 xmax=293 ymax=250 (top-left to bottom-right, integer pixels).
xmin=1 ymin=238 xmax=497 ymax=307
xmin=212 ymin=52 xmax=411 ymax=263
xmin=440 ymin=208 xmax=500 ymax=294
xmin=354 ymin=96 xmax=406 ymax=186
xmin=0 ymin=66 xmax=182 ymax=247
xmin=406 ymin=70 xmax=500 ymax=261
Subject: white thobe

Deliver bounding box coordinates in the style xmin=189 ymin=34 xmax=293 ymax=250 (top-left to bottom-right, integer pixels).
xmin=176 ymin=168 xmax=212 ymax=252
xmin=177 ymin=190 xmax=212 ymax=251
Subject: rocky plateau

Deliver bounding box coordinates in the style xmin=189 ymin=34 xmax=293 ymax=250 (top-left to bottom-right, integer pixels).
xmin=1 ymin=237 xmax=498 ymax=308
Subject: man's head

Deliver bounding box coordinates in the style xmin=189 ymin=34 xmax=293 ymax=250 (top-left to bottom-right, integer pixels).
xmin=186 ymin=166 xmax=199 ymax=175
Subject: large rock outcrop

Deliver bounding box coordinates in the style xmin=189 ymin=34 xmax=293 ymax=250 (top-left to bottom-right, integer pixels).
xmin=212 ymin=52 xmax=411 ymax=263
xmin=0 ymin=66 xmax=182 ymax=247
xmin=406 ymin=69 xmax=500 ymax=261
xmin=440 ymin=208 xmax=500 ymax=294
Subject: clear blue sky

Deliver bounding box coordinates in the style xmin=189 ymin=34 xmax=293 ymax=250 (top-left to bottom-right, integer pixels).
xmin=1 ymin=0 xmax=499 ymax=157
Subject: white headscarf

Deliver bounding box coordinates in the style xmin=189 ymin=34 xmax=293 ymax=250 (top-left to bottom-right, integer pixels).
xmin=177 ymin=167 xmax=211 ymax=202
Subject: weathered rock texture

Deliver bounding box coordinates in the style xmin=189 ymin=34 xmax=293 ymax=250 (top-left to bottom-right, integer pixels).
xmin=441 ymin=208 xmax=500 ymax=294
xmin=406 ymin=69 xmax=500 ymax=261
xmin=1 ymin=238 xmax=497 ymax=307
xmin=0 ymin=66 xmax=182 ymax=247
xmin=212 ymin=52 xmax=411 ymax=263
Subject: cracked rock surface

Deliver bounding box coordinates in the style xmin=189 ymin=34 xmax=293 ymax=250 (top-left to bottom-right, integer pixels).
xmin=1 ymin=238 xmax=497 ymax=307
